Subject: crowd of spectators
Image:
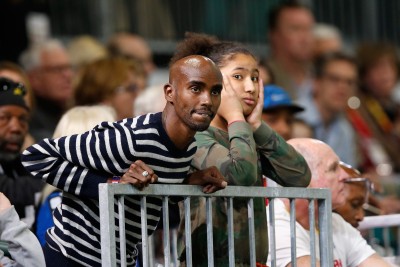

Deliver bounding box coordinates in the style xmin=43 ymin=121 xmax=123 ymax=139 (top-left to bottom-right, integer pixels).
xmin=0 ymin=0 xmax=400 ymax=266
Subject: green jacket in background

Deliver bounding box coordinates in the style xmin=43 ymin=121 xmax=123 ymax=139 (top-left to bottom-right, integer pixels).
xmin=178 ymin=121 xmax=311 ymax=267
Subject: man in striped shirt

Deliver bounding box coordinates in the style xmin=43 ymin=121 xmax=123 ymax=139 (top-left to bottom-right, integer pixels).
xmin=21 ymin=55 xmax=227 ymax=266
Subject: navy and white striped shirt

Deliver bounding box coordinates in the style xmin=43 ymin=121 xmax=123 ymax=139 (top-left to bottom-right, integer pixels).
xmin=22 ymin=112 xmax=197 ymax=266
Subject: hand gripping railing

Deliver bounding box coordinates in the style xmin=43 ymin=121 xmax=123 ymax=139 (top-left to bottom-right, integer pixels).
xmin=99 ymin=184 xmax=333 ymax=267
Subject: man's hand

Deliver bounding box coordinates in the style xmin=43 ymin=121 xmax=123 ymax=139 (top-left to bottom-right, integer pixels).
xmin=184 ymin=166 xmax=227 ymax=193
xmin=0 ymin=192 xmax=11 ymax=214
xmin=120 ymin=160 xmax=158 ymax=190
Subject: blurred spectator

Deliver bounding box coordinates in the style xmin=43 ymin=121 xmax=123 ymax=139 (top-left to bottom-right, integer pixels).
xmin=0 ymin=77 xmax=44 ymax=228
xmin=35 ymin=105 xmax=116 ymax=246
xmin=0 ymin=192 xmax=45 ymax=266
xmin=107 ymin=32 xmax=156 ymax=77
xmin=352 ymin=42 xmax=400 ymax=173
xmin=0 ymin=61 xmax=35 ymax=150
xmin=19 ymin=39 xmax=74 ymax=141
xmin=267 ymin=138 xmax=392 ymax=267
xmin=134 ymin=84 xmax=165 ymax=115
xmin=292 ymin=118 xmax=314 ymax=139
xmin=74 ymin=57 xmax=143 ymax=120
xmin=67 ymin=35 xmax=108 ymax=72
xmin=266 ymin=1 xmax=315 ymax=101
xmin=334 ymin=162 xmax=370 ymax=228
xmin=261 ymin=84 xmax=304 ymax=140
xmin=298 ymin=52 xmax=358 ymax=167
xmin=313 ymin=23 xmax=343 ymax=59
xmin=258 ymin=58 xmax=274 ymax=86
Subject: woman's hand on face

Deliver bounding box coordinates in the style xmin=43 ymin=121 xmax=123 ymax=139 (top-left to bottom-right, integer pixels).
xmin=219 ymin=75 xmax=245 ymax=123
xmin=245 ymin=78 xmax=264 ymax=131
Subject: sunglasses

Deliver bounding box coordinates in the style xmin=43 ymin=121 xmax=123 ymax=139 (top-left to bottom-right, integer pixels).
xmin=0 ymin=77 xmax=26 ymax=96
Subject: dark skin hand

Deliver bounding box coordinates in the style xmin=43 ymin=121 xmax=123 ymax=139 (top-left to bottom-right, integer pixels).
xmin=119 ymin=160 xmax=158 ymax=190
xmin=117 ymin=161 xmax=227 ymax=193
xmin=184 ymin=166 xmax=227 ymax=193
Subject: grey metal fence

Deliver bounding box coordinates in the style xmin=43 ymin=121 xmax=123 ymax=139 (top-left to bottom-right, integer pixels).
xmin=99 ymin=184 xmax=333 ymax=267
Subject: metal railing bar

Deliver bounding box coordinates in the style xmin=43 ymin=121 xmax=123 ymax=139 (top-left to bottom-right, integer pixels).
xmin=118 ymin=196 xmax=127 ymax=267
xmin=227 ymin=197 xmax=235 ymax=267
xmin=162 ymin=197 xmax=171 ymax=267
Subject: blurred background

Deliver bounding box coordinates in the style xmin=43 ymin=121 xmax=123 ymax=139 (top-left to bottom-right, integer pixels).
xmin=1 ymin=0 xmax=399 ymax=67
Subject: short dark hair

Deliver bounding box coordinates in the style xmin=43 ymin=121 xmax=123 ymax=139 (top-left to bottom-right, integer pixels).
xmin=268 ymin=1 xmax=311 ymax=32
xmin=314 ymin=52 xmax=357 ymax=79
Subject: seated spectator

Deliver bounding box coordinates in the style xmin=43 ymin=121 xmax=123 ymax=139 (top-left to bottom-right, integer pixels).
xmin=262 ymin=84 xmax=304 ymax=140
xmin=74 ymin=57 xmax=144 ymax=120
xmin=0 ymin=61 xmax=35 ymax=150
xmin=0 ymin=192 xmax=45 ymax=266
xmin=313 ymin=23 xmax=343 ymax=59
xmin=297 ymin=52 xmax=359 ymax=167
xmin=107 ymin=32 xmax=156 ymax=77
xmin=334 ymin=162 xmax=371 ymax=228
xmin=353 ymin=42 xmax=400 ymax=173
xmin=267 ymin=138 xmax=392 ymax=267
xmin=266 ymin=1 xmax=315 ymax=101
xmin=19 ymin=39 xmax=74 ymax=141
xmin=35 ymin=105 xmax=116 ymax=246
xmin=0 ymin=78 xmax=44 ymax=228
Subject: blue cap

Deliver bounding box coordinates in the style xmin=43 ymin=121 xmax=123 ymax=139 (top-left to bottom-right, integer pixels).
xmin=263 ymin=84 xmax=304 ymax=113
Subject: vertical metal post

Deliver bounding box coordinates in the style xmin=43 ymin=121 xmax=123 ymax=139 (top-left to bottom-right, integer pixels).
xmin=227 ymin=197 xmax=235 ymax=267
xmin=290 ymin=199 xmax=297 ymax=267
xmin=248 ymin=198 xmax=256 ymax=267
xmin=318 ymin=194 xmax=333 ymax=267
xmin=184 ymin=197 xmax=192 ymax=267
xmin=118 ymin=196 xmax=127 ymax=267
xmin=308 ymin=199 xmax=316 ymax=267
xmin=99 ymin=184 xmax=117 ymax=267
xmin=141 ymin=197 xmax=149 ymax=267
xmin=268 ymin=198 xmax=276 ymax=267
xmin=206 ymin=197 xmax=214 ymax=267
xmin=162 ymin=197 xmax=171 ymax=266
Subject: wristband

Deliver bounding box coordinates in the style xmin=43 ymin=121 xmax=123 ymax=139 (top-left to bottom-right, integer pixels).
xmin=112 ymin=176 xmax=121 ymax=184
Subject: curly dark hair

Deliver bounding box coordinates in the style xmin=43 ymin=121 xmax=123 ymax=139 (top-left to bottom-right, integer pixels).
xmin=170 ymin=32 xmax=254 ymax=68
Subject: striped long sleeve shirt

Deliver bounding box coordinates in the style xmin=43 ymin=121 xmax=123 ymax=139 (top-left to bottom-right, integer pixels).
xmin=21 ymin=112 xmax=196 ymax=266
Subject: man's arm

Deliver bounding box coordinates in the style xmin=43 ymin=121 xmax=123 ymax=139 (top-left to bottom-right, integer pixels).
xmin=0 ymin=193 xmax=45 ymax=267
xmin=254 ymin=122 xmax=311 ymax=187
xmin=22 ymin=121 xmax=135 ymax=198
xmin=286 ymin=256 xmax=320 ymax=267
xmin=358 ymin=253 xmax=393 ymax=267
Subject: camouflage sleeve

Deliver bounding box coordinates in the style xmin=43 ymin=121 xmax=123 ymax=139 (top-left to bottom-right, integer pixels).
xmin=254 ymin=121 xmax=311 ymax=187
xmin=191 ymin=122 xmax=258 ymax=186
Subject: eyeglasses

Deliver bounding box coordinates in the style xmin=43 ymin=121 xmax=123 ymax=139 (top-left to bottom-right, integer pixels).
xmin=322 ymin=72 xmax=358 ymax=88
xmin=0 ymin=77 xmax=26 ymax=96
xmin=115 ymin=84 xmax=138 ymax=94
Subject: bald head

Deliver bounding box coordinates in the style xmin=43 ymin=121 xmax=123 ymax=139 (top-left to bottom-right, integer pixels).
xmin=108 ymin=33 xmax=155 ymax=75
xmin=169 ymin=55 xmax=221 ymax=84
xmin=288 ymin=138 xmax=346 ymax=208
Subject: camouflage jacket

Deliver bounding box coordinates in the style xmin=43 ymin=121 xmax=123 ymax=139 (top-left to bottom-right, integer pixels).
xmin=178 ymin=121 xmax=311 ymax=266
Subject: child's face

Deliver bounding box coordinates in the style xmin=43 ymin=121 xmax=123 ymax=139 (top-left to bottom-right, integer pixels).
xmin=261 ymin=109 xmax=294 ymax=140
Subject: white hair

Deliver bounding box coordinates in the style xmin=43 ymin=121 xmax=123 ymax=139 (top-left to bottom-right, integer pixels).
xmin=313 ymin=23 xmax=342 ymax=41
xmin=19 ymin=39 xmax=66 ymax=71
xmin=53 ymin=105 xmax=116 ymax=138
xmin=134 ymin=84 xmax=166 ymax=116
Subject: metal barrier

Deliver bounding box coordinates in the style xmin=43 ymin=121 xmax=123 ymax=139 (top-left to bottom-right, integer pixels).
xmin=358 ymin=214 xmax=400 ymax=257
xmin=99 ymin=184 xmax=333 ymax=267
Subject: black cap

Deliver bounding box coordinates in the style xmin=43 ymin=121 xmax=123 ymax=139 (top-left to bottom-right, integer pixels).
xmin=0 ymin=77 xmax=29 ymax=110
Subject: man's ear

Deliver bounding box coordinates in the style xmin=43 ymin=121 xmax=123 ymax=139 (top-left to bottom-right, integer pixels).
xmin=164 ymin=83 xmax=174 ymax=103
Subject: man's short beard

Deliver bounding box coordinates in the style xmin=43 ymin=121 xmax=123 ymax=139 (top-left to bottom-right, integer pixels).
xmin=0 ymin=151 xmax=19 ymax=162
